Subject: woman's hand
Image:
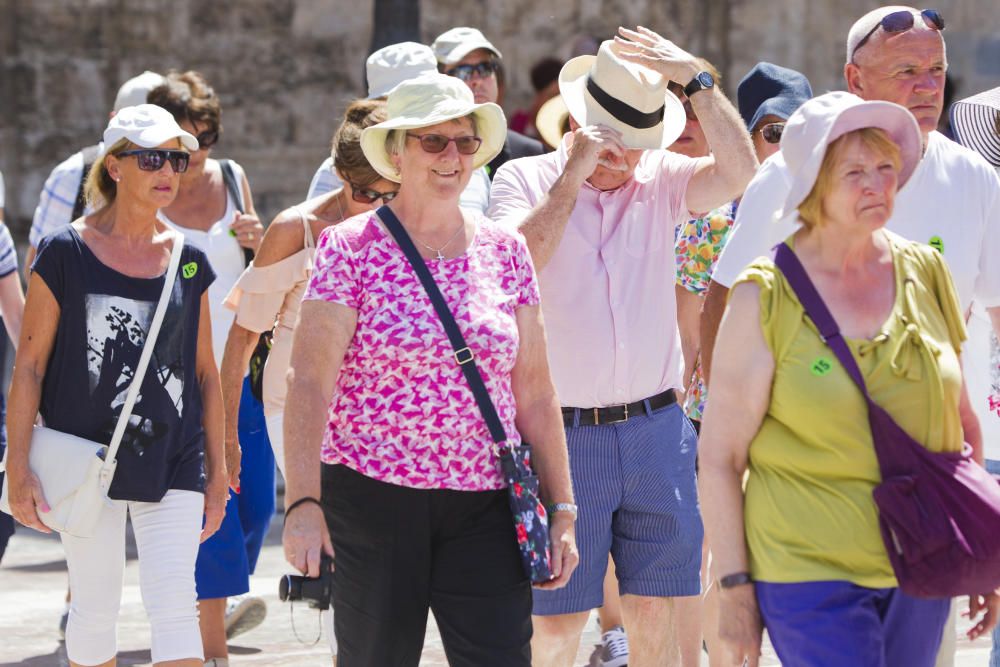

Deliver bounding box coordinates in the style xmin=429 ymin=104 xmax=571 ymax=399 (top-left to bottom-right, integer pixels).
xmin=231 ymin=213 xmax=264 ymax=254
xmin=534 ymin=513 xmax=578 ymax=590
xmin=224 ymin=437 xmax=242 ymax=493
xmin=718 ymin=585 xmax=763 ymax=667
xmin=282 ymin=500 xmax=334 ymax=578
xmin=7 ymin=468 xmax=51 ymax=533
xmin=200 ymin=474 xmax=228 ymax=543
xmin=966 ymin=590 xmax=1000 ymax=640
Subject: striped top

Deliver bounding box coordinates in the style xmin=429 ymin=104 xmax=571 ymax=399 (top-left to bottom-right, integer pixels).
xmin=0 ymin=223 xmax=17 ymax=278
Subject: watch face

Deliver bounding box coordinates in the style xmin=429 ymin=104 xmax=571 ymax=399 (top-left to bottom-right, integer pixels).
xmin=697 ymin=71 xmax=715 ymax=89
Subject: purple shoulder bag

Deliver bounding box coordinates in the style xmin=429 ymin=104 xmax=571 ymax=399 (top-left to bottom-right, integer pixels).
xmin=774 ymin=243 xmax=1000 ymax=598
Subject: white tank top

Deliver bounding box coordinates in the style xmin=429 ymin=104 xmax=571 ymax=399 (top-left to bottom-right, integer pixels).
xmin=158 ymin=161 xmax=245 ymax=368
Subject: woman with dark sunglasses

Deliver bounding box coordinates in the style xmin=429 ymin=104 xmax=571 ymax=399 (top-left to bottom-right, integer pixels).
xmin=5 ymin=104 xmax=225 ymax=666
xmin=148 ymin=70 xmax=272 ymax=665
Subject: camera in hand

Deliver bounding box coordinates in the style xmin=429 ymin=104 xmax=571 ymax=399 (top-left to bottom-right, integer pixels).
xmin=278 ymin=555 xmax=333 ymax=610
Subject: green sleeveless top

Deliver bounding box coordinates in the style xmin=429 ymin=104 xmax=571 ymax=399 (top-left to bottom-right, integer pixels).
xmin=734 ymin=232 xmax=966 ymax=587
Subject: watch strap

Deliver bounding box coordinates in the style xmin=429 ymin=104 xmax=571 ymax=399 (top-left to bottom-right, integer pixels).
xmin=683 ymin=71 xmax=714 ymax=98
xmin=718 ymin=571 xmax=753 ymax=589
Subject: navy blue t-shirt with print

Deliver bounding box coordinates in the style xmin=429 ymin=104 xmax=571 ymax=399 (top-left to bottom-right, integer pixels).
xmin=32 ymin=226 xmax=216 ymax=502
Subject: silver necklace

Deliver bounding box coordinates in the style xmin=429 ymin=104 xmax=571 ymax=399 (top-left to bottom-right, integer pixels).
xmin=415 ymin=222 xmax=466 ymax=260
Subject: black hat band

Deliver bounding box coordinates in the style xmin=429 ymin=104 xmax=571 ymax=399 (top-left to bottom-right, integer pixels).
xmin=586 ymin=76 xmax=665 ymax=130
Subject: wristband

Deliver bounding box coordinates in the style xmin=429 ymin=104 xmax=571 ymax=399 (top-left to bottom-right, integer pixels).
xmin=718 ymin=571 xmax=753 ymax=589
xmin=283 ymin=496 xmax=323 ymax=525
xmin=547 ymin=502 xmax=578 ymax=519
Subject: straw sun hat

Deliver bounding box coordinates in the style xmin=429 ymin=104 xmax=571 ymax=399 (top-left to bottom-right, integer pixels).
xmin=951 ymin=87 xmax=1000 ymax=168
xmin=360 ymin=73 xmax=507 ymax=183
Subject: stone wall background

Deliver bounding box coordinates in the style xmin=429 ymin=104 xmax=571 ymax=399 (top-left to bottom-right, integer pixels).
xmin=1 ymin=0 xmax=998 ymax=240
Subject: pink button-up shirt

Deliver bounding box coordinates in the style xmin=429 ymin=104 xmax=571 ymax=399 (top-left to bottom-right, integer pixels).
xmin=489 ymin=138 xmax=697 ymax=407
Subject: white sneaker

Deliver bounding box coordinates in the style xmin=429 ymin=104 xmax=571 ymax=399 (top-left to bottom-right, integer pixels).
xmin=224 ymin=594 xmax=267 ymax=639
xmin=597 ymin=624 xmax=629 ymax=667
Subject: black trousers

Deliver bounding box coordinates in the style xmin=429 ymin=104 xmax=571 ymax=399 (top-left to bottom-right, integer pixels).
xmin=322 ymin=464 xmax=532 ymax=666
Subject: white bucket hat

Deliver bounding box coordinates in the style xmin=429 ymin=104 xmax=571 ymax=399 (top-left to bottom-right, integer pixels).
xmin=951 ymin=87 xmax=1000 ymax=168
xmin=777 ymin=91 xmax=922 ymax=219
xmin=431 ymin=27 xmax=502 ymax=65
xmin=366 ymin=42 xmax=438 ymax=99
xmin=113 ymin=70 xmax=165 ymax=112
xmin=102 ymin=104 xmax=199 ymax=156
xmin=558 ymin=39 xmax=685 ymax=150
xmin=360 ymin=73 xmax=506 ymax=183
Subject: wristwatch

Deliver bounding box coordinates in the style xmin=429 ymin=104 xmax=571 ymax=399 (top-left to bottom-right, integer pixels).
xmin=548 ymin=502 xmax=578 ymax=520
xmin=718 ymin=571 xmax=753 ymax=589
xmin=683 ymin=71 xmax=716 ymax=98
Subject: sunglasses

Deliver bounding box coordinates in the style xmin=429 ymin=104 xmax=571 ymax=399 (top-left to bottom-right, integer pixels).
xmin=195 ymin=129 xmax=219 ymax=150
xmin=443 ymin=60 xmax=498 ymax=82
xmin=406 ymin=133 xmax=483 ymax=155
xmin=851 ymin=9 xmax=944 ymax=61
xmin=758 ymin=122 xmax=785 ymax=144
xmin=348 ymin=182 xmax=398 ymax=204
xmin=117 ymin=149 xmax=190 ymax=173
xmin=667 ymin=83 xmax=697 ymax=122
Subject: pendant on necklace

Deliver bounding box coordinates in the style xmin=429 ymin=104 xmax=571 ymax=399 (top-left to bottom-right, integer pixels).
xmin=435 ymin=250 xmax=445 ymax=261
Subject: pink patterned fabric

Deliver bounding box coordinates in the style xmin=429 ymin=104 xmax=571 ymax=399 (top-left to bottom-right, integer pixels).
xmin=303 ymin=212 xmax=541 ymax=491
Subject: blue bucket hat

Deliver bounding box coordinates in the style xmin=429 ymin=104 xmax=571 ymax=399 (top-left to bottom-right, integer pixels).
xmin=737 ymin=62 xmax=814 ymax=132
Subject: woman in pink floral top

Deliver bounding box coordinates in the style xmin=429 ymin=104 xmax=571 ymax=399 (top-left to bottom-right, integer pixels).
xmin=281 ymin=74 xmax=576 ymax=665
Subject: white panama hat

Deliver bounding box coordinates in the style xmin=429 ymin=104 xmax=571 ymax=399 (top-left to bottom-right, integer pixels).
xmin=360 ymin=73 xmax=507 ymax=183
xmin=558 ymin=39 xmax=685 ymax=150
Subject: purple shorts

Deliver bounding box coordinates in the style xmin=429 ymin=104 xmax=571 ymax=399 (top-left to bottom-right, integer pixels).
xmin=756 ymin=580 xmax=949 ymax=667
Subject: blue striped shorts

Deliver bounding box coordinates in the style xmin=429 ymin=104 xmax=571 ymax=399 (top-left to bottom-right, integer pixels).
xmin=533 ymin=401 xmax=703 ymax=616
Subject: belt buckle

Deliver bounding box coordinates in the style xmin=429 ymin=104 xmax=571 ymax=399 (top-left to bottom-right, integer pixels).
xmin=607 ymin=402 xmax=629 ymax=424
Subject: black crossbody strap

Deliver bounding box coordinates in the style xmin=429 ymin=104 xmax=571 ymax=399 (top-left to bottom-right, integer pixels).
xmin=376 ymin=205 xmax=508 ymax=444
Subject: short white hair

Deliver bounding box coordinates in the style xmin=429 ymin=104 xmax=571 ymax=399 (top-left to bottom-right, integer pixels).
xmin=846 ymin=5 xmax=929 ymax=64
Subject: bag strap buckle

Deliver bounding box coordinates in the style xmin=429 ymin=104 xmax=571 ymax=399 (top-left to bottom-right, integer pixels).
xmin=454 ymin=347 xmax=474 ymax=365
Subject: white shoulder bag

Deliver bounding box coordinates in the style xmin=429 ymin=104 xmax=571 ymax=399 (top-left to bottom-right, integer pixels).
xmin=0 ymin=232 xmax=184 ymax=537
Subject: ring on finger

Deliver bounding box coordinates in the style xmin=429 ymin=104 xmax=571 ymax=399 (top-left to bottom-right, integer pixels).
xmin=248 ymin=232 xmax=254 ymax=241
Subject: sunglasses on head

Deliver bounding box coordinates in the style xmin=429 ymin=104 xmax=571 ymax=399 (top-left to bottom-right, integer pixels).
xmin=444 ymin=60 xmax=498 ymax=82
xmin=348 ymin=182 xmax=398 ymax=204
xmin=117 ymin=149 xmax=190 ymax=173
xmin=195 ymin=129 xmax=219 ymax=150
xmin=406 ymin=133 xmax=483 ymax=155
xmin=851 ymin=9 xmax=944 ymax=61
xmin=758 ymin=122 xmax=785 ymax=144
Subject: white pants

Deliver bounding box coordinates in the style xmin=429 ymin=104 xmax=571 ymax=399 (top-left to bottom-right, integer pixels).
xmin=266 ymin=410 xmax=337 ymax=654
xmin=61 ymin=489 xmax=204 ymax=665
xmin=266 ymin=411 xmax=286 ymax=479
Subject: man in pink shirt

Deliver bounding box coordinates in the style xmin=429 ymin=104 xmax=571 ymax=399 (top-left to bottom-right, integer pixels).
xmin=489 ymin=27 xmax=757 ymax=667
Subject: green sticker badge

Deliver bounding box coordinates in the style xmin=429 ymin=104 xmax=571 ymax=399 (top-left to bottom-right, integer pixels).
xmin=182 ymin=261 xmax=199 ymax=279
xmin=811 ymin=357 xmax=833 ymax=377
xmin=928 ymin=235 xmax=944 ymax=253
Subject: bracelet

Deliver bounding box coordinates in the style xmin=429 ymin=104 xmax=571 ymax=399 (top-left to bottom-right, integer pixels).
xmin=718 ymin=571 xmax=753 ymax=589
xmin=283 ymin=496 xmax=323 ymax=525
xmin=547 ymin=502 xmax=578 ymax=519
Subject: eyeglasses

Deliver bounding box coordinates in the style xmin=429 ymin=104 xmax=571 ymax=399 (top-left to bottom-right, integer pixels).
xmin=851 ymin=9 xmax=944 ymax=61
xmin=195 ymin=129 xmax=219 ymax=150
xmin=348 ymin=182 xmax=398 ymax=204
xmin=117 ymin=149 xmax=190 ymax=173
xmin=406 ymin=133 xmax=483 ymax=155
xmin=758 ymin=122 xmax=785 ymax=144
xmin=443 ymin=60 xmax=498 ymax=82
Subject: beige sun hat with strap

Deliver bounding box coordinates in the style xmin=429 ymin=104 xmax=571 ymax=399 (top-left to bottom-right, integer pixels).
xmin=558 ymin=39 xmax=686 ymax=150
xmin=360 ymin=73 xmax=507 ymax=183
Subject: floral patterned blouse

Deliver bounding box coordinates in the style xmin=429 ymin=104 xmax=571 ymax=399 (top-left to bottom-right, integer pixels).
xmin=303 ymin=212 xmax=540 ymax=491
xmin=674 ymin=201 xmax=736 ymax=421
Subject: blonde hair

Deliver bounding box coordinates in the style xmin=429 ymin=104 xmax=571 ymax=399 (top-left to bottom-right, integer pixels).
xmin=83 ymin=138 xmax=133 ymax=211
xmin=797 ymin=127 xmax=902 ymax=228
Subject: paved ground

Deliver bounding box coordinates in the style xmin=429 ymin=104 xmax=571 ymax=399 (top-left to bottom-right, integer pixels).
xmin=0 ymin=510 xmax=992 ymax=666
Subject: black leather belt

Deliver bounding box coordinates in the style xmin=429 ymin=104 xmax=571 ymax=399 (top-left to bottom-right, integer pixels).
xmin=561 ymin=389 xmax=677 ymax=427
